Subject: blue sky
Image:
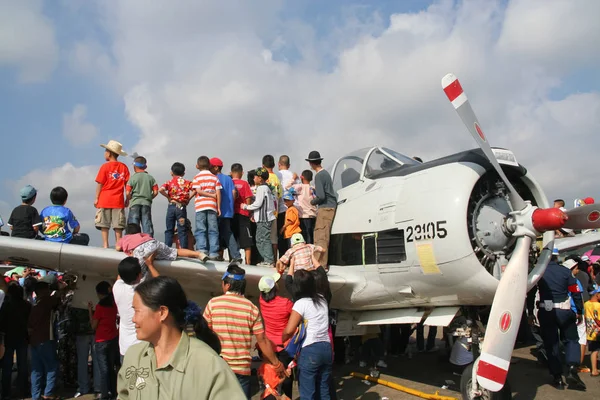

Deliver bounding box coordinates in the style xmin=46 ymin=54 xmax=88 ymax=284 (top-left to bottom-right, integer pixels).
xmin=1 ymin=0 xmax=599 ymax=243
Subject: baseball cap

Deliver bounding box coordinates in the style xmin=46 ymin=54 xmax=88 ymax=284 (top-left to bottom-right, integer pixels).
xmin=210 ymin=157 xmax=223 ymax=167
xmin=590 ymin=287 xmax=600 ymax=296
xmin=20 ymin=185 xmax=37 ymax=201
xmin=582 ymin=255 xmax=591 ymax=262
xmin=562 ymin=259 xmax=578 ymax=270
xmin=283 ymin=192 xmax=295 ymax=201
xmin=258 ymin=272 xmax=281 ymax=293
xmin=291 ymin=233 xmax=305 ymax=246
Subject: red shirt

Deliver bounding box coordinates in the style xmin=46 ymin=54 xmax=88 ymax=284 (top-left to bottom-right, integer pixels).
xmin=161 ymin=176 xmax=193 ymax=204
xmin=96 ymin=161 xmax=130 ymax=209
xmin=93 ymin=302 xmax=119 ymax=343
xmin=233 ymin=179 xmax=252 ymax=217
xmin=259 ymin=295 xmax=293 ymax=351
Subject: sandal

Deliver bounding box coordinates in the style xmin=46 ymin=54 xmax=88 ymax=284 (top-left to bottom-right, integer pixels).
xmin=591 ymin=372 xmax=600 ymax=377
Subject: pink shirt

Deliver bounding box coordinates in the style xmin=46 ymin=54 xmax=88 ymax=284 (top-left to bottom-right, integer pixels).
xmin=291 ymin=184 xmax=317 ymax=218
xmin=117 ymin=233 xmax=154 ymax=255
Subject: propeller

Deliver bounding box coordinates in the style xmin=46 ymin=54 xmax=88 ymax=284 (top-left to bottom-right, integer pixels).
xmin=563 ymin=204 xmax=600 ymax=230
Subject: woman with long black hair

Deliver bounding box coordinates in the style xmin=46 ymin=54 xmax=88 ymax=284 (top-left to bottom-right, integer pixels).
xmin=117 ymin=276 xmax=243 ymax=399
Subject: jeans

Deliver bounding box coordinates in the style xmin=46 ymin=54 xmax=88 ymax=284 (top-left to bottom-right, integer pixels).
xmin=298 ymin=341 xmax=333 ymax=400
xmin=235 ymin=373 xmax=251 ymax=400
xmin=76 ymin=334 xmax=101 ymax=394
xmin=256 ymin=221 xmax=274 ymax=264
xmin=277 ymin=213 xmax=289 ymax=255
xmin=218 ymin=217 xmax=241 ymax=260
xmin=165 ymin=204 xmax=188 ymax=248
xmin=417 ymin=324 xmax=437 ymax=351
xmin=2 ymin=340 xmax=28 ymax=398
xmin=31 ymin=340 xmax=58 ymax=399
xmin=195 ymin=210 xmax=220 ymax=256
xmin=128 ymin=204 xmax=154 ymax=237
xmin=95 ymin=338 xmax=119 ymax=400
xmin=301 ymin=218 xmax=316 ymax=244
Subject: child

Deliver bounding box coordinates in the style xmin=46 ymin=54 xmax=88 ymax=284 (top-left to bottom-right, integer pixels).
xmin=288 ymin=170 xmax=317 ymax=244
xmin=8 ymin=185 xmax=42 ymax=239
xmin=88 ymin=281 xmax=119 ymax=400
xmin=116 ymin=224 xmax=208 ymax=271
xmin=126 ymin=156 xmax=158 ymax=237
xmin=159 ymin=162 xmax=194 ymax=248
xmin=279 ymin=192 xmax=301 ymax=246
xmin=174 ymin=219 xmax=196 ymax=250
xmin=585 ymin=288 xmax=600 ymax=376
xmin=95 ymin=140 xmax=130 ymax=248
xmin=359 ymin=326 xmax=387 ymax=370
xmin=276 ymin=233 xmax=323 ymax=273
xmin=242 ymin=168 xmax=276 ymax=266
xmin=192 ymin=156 xmax=222 ymax=260
xmin=40 ymin=186 xmax=89 ymax=245
xmin=231 ymin=163 xmax=254 ymax=265
xmin=210 ymin=157 xmax=241 ymax=262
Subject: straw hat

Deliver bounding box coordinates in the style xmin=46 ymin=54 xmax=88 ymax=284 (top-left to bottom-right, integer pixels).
xmin=100 ymin=140 xmax=128 ymax=156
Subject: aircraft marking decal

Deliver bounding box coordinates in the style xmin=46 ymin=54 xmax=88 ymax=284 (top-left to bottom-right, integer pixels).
xmin=406 ymin=221 xmax=447 ymax=242
xmin=499 ymin=311 xmax=511 ymax=333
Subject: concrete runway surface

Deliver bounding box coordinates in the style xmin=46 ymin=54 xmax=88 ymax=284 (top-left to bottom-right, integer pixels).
xmin=34 ymin=343 xmax=598 ymax=400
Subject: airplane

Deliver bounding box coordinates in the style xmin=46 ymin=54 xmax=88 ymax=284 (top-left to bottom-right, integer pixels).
xmin=2 ymin=73 xmax=600 ymax=400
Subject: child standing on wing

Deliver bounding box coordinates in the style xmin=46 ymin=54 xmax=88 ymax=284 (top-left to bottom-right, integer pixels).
xmin=279 ymin=192 xmax=301 ymax=248
xmin=287 ymin=170 xmax=317 ymax=244
xmin=192 ymin=156 xmax=222 ymax=260
xmin=159 ymin=162 xmax=194 ymax=249
xmin=126 ymin=156 xmax=158 ymax=237
xmin=242 ymin=168 xmax=276 ymax=266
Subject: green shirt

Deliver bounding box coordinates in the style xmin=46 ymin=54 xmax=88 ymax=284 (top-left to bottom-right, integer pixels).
xmin=127 ymin=172 xmax=157 ymax=207
xmin=117 ymin=332 xmax=245 ymax=400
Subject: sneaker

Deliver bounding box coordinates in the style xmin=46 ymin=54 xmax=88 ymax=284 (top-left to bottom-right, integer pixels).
xmin=198 ymin=252 xmax=209 ymax=262
xmin=359 ymin=361 xmax=367 ymax=368
xmin=74 ymin=393 xmax=83 ymax=398
xmin=232 ymin=258 xmax=244 ymax=264
xmin=376 ymin=360 xmax=388 ymax=368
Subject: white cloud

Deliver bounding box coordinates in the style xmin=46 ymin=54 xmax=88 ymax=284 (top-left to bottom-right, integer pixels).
xmin=63 ymin=104 xmax=99 ymax=146
xmin=0 ymin=0 xmax=58 ymax=82
xmin=8 ymin=0 xmax=600 ymax=245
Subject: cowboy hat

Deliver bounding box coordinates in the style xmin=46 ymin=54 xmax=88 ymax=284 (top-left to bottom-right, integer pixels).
xmin=100 ymin=140 xmax=128 ymax=156
xmin=305 ymin=150 xmax=323 ymax=162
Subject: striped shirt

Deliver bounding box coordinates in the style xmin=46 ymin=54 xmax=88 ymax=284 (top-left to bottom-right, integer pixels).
xmin=279 ymin=243 xmax=324 ymax=270
xmin=192 ymin=170 xmax=222 ymax=212
xmin=203 ymin=293 xmax=264 ymax=375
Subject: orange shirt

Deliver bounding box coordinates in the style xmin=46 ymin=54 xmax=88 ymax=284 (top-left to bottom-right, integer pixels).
xmin=95 ymin=161 xmax=130 ymax=209
xmin=284 ymin=206 xmax=301 ymax=239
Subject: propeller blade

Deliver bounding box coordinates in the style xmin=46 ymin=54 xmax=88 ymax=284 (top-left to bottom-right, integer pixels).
xmin=442 ymin=74 xmax=525 ymax=210
xmin=563 ymin=204 xmax=600 ymax=230
xmin=476 ymin=235 xmax=531 ymax=391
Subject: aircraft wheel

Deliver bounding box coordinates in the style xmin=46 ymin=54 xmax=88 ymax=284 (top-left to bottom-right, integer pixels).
xmin=460 ymin=363 xmax=512 ymax=400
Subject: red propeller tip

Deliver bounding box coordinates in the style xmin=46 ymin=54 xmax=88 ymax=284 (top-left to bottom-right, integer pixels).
xmin=532 ymin=208 xmax=568 ymax=232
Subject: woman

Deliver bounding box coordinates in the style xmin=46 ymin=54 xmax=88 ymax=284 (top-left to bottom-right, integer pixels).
xmin=258 ymin=273 xmax=293 ymax=398
xmin=117 ymin=276 xmax=243 ymax=399
xmin=283 ymin=269 xmax=332 ymax=400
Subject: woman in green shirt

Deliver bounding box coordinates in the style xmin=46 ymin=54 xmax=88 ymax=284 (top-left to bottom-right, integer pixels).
xmin=117 ymin=276 xmax=245 ymax=399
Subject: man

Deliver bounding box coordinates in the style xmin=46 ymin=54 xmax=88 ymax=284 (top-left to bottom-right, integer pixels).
xmin=533 ymin=255 xmax=586 ymax=390
xmin=210 ymin=157 xmax=242 ymax=262
xmin=306 ymin=151 xmax=337 ymax=268
xmin=203 ymin=263 xmax=284 ymax=399
xmin=113 ymin=253 xmax=159 ymax=362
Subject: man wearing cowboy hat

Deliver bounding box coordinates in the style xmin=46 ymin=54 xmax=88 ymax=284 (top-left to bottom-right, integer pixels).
xmin=306 ymin=151 xmax=337 ymax=269
xmin=95 ymin=140 xmax=130 ymax=248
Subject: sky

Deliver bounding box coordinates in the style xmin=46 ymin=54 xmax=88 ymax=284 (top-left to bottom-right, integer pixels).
xmin=1 ymin=0 xmax=599 ymax=245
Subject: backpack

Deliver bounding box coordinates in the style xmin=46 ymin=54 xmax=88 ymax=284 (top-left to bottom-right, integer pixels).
xmin=284 ymin=319 xmax=308 ymax=358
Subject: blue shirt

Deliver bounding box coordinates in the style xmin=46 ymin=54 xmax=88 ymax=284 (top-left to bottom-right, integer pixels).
xmin=570 ymin=279 xmax=584 ymax=313
xmin=216 ymin=173 xmax=235 ymax=218
xmin=40 ymin=205 xmax=80 ymax=243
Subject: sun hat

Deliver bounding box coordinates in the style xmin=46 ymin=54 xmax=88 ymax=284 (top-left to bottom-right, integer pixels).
xmin=283 ymin=192 xmax=295 ymax=201
xmin=100 ymin=140 xmax=128 ymax=156
xmin=20 ymin=185 xmax=37 ymax=201
xmin=258 ymin=272 xmax=281 ymax=293
xmin=305 ymin=151 xmax=323 ymax=162
xmin=291 ymin=233 xmax=305 ymax=246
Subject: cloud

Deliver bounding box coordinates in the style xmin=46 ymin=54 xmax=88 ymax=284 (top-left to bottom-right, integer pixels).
xmin=63 ymin=104 xmax=99 ymax=146
xmin=0 ymin=0 xmax=58 ymax=82
xmin=7 ymin=0 xmax=600 ymax=245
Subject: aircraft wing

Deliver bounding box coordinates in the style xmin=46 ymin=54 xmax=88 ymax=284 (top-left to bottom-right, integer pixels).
xmin=554 ymin=232 xmax=600 ymax=253
xmin=0 ymin=237 xmax=352 ymax=305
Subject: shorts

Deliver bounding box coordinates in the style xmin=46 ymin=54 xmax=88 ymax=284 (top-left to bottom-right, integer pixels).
xmin=233 ymin=214 xmax=253 ymax=249
xmin=95 ymin=208 xmax=126 ymax=230
xmin=577 ymin=320 xmax=587 ymax=346
xmin=270 ymin=218 xmax=278 ymax=245
xmin=133 ymin=239 xmax=177 ymax=266
xmin=589 ymin=340 xmax=600 ymax=352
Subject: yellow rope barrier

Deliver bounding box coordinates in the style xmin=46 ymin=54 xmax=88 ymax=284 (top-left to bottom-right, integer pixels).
xmin=350 ymin=372 xmax=459 ymax=400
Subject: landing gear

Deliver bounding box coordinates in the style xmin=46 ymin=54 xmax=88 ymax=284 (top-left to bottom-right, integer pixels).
xmin=460 ymin=363 xmax=512 ymax=400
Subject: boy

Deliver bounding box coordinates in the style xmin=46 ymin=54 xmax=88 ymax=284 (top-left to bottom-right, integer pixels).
xmin=210 ymin=157 xmax=241 ymax=262
xmin=242 ymin=168 xmax=276 ymax=266
xmin=126 ymin=156 xmax=158 ymax=237
xmin=288 ymin=170 xmax=317 ymax=244
xmin=116 ymin=224 xmax=208 ymax=270
xmin=585 ymin=288 xmax=600 ymax=376
xmin=95 ymin=140 xmax=130 ymax=248
xmin=279 ymin=192 xmax=301 ymax=245
xmin=159 ymin=162 xmax=194 ymax=249
xmin=276 ymin=233 xmax=323 ymax=273
xmin=262 ymin=155 xmax=283 ymax=257
xmin=231 ymin=163 xmax=254 ymax=265
xmin=40 ymin=186 xmax=89 ymax=245
xmin=8 ymin=185 xmax=42 ymax=239
xmin=192 ymin=156 xmax=222 ymax=260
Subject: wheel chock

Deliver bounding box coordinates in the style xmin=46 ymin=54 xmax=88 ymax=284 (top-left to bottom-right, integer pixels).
xmin=350 ymin=372 xmax=459 ymax=400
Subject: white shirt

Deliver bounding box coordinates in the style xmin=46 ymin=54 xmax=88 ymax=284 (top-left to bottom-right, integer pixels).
xmin=277 ymin=169 xmax=297 ymax=213
xmin=113 ymin=277 xmax=144 ymax=355
xmin=293 ymin=297 xmax=330 ymax=348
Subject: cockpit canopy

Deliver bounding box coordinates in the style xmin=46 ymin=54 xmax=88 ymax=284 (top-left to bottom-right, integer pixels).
xmin=331 ymin=146 xmax=420 ymax=192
